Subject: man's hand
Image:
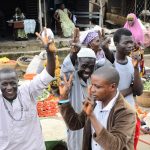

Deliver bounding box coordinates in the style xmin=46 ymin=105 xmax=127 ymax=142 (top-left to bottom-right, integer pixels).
xmin=35 ymin=27 xmax=57 ymax=52
xmin=59 ymin=73 xmax=73 ymax=99
xmin=102 ymin=37 xmax=111 ymax=49
xmin=70 ymin=28 xmax=81 ymax=53
xmin=131 ymin=51 xmax=141 ymax=68
xmin=70 ymin=42 xmax=81 ymax=53
xmin=83 ymin=97 xmax=94 ymax=116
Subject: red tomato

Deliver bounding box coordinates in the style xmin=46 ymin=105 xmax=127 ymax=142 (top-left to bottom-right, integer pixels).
xmin=38 ymin=110 xmax=46 ymax=117
xmin=37 ymin=101 xmax=44 ymax=108
xmin=44 ymin=100 xmax=51 ymax=106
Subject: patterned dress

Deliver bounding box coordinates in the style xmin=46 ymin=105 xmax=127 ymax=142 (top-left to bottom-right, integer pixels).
xmin=56 ymin=9 xmax=75 ymax=37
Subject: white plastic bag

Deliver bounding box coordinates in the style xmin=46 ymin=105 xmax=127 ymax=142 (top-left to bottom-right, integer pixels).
xmin=26 ymin=52 xmax=46 ymax=74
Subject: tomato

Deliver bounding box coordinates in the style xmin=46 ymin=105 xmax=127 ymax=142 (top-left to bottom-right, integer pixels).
xmin=38 ymin=110 xmax=45 ymax=117
xmin=45 ymin=105 xmax=51 ymax=110
xmin=44 ymin=100 xmax=51 ymax=107
xmin=37 ymin=101 xmax=44 ymax=108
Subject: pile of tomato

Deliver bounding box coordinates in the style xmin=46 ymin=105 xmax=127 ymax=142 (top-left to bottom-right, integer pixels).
xmin=37 ymin=95 xmax=59 ymax=117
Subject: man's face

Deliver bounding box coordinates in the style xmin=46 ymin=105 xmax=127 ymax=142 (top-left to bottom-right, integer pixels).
xmin=116 ymin=35 xmax=134 ymax=55
xmin=0 ymin=72 xmax=18 ymax=101
xmin=78 ymin=57 xmax=95 ymax=81
xmin=89 ymin=36 xmax=101 ymax=52
xmin=90 ymin=75 xmax=115 ymax=101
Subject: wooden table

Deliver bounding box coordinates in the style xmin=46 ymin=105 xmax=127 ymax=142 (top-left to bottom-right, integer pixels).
xmin=7 ymin=21 xmax=24 ymax=40
xmin=7 ymin=21 xmax=24 ymax=29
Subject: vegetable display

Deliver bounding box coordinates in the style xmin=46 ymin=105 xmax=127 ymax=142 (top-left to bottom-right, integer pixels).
xmin=37 ymin=90 xmax=59 ymax=117
xmin=143 ymin=80 xmax=150 ymax=91
xmin=0 ymin=57 xmax=10 ymax=63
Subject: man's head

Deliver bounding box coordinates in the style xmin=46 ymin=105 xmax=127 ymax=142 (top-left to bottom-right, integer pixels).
xmin=82 ymin=31 xmax=102 ymax=52
xmin=0 ymin=68 xmax=18 ymax=101
xmin=77 ymin=48 xmax=96 ymax=81
xmin=90 ymin=66 xmax=119 ymax=102
xmin=113 ymin=28 xmax=134 ymax=55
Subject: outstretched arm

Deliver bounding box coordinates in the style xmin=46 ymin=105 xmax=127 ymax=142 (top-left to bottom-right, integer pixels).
xmin=35 ymin=30 xmax=55 ymax=77
xmin=101 ymin=37 xmax=115 ymax=64
xmin=70 ymin=28 xmax=81 ymax=66
xmin=131 ymin=52 xmax=143 ymax=96
xmin=23 ymin=30 xmax=56 ymax=101
xmin=58 ymin=76 xmax=86 ymax=130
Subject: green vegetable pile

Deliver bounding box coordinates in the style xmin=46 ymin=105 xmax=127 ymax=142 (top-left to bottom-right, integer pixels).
xmin=37 ymin=89 xmax=50 ymax=101
xmin=144 ymin=80 xmax=150 ymax=91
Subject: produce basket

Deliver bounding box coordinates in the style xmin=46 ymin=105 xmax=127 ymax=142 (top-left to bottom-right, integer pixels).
xmin=136 ymin=90 xmax=150 ymax=107
xmin=17 ymin=56 xmax=33 ymax=72
xmin=0 ymin=60 xmax=17 ymax=69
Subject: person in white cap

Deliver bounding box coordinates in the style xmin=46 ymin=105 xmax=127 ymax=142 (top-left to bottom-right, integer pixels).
xmin=61 ymin=47 xmax=96 ymax=150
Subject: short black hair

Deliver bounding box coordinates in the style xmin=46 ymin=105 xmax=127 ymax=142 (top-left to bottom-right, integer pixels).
xmin=93 ymin=66 xmax=120 ymax=86
xmin=0 ymin=68 xmax=17 ymax=78
xmin=113 ymin=28 xmax=132 ymax=43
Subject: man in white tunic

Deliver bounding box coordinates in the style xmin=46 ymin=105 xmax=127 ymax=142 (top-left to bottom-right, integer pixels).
xmin=0 ymin=45 xmax=55 ymax=150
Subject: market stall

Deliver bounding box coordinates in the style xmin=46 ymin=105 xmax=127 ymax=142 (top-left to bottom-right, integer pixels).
xmin=37 ymin=89 xmax=67 ymax=150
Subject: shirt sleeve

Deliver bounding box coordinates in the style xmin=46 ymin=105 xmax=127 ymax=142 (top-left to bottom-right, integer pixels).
xmin=59 ymin=103 xmax=86 ymax=130
xmin=27 ymin=69 xmax=54 ymax=101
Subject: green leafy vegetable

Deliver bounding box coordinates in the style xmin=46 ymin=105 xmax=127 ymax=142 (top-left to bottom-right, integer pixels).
xmin=144 ymin=81 xmax=150 ymax=91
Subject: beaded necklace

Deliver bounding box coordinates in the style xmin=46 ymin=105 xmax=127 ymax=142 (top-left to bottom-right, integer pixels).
xmin=2 ymin=91 xmax=23 ymax=121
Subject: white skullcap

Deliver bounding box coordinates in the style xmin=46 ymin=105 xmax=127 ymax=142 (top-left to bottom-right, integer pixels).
xmin=77 ymin=48 xmax=96 ymax=59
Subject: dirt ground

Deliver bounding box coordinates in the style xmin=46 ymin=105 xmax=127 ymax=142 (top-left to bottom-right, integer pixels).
xmin=144 ymin=55 xmax=150 ymax=68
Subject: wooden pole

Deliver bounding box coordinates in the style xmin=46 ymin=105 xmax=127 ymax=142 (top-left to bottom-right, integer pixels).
xmin=134 ymin=0 xmax=137 ymax=14
xmin=89 ymin=0 xmax=103 ymax=27
xmin=99 ymin=0 xmax=103 ymax=27
xmin=44 ymin=0 xmax=47 ymax=27
xmin=38 ymin=0 xmax=42 ymax=31
xmin=144 ymin=0 xmax=147 ymax=22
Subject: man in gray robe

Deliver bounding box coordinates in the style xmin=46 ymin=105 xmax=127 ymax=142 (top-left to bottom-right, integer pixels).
xmin=61 ymin=47 xmax=96 ymax=150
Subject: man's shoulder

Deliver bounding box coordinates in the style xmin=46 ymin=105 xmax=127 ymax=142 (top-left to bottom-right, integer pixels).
xmin=114 ymin=94 xmax=136 ymax=114
xmin=114 ymin=57 xmax=134 ymax=74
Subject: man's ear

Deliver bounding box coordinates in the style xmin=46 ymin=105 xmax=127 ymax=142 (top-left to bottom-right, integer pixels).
xmin=110 ymin=83 xmax=117 ymax=91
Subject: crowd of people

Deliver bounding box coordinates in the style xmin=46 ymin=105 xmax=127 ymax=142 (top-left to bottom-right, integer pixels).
xmin=0 ymin=11 xmax=148 ymax=150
